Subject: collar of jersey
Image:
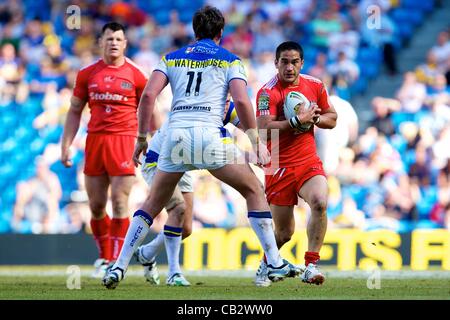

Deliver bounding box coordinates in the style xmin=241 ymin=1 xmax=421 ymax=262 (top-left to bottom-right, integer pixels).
xmin=196 ymin=38 xmax=217 ymax=47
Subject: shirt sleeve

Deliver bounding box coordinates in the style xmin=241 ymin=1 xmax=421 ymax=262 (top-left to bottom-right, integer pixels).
xmin=72 ymin=69 xmax=88 ymax=101
xmin=317 ymin=82 xmax=331 ymax=112
xmin=227 ymin=58 xmax=247 ymax=84
xmin=223 ymin=101 xmax=240 ymax=127
xmin=256 ymin=88 xmax=279 ymax=117
xmin=154 ymin=56 xmax=168 ymax=78
xmin=135 ymin=69 xmax=149 ymax=102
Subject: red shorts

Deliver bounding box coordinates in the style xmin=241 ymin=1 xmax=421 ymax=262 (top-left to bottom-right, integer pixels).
xmin=84 ymin=134 xmax=135 ymax=176
xmin=265 ymin=159 xmax=326 ymax=206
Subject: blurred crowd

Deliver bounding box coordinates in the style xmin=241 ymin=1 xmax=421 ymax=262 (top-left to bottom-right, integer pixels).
xmin=0 ymin=0 xmax=448 ymax=234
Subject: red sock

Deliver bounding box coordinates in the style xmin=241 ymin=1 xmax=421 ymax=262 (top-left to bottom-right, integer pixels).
xmin=90 ymin=215 xmax=111 ymax=261
xmin=110 ymin=218 xmax=130 ymax=261
xmin=305 ymin=251 xmax=320 ymax=266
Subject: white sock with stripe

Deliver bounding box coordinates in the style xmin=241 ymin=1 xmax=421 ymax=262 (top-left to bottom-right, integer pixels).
xmin=140 ymin=231 xmax=165 ymax=262
xmin=248 ymin=211 xmax=283 ymax=267
xmin=114 ymin=210 xmax=153 ymax=271
xmin=163 ymin=225 xmax=183 ymax=277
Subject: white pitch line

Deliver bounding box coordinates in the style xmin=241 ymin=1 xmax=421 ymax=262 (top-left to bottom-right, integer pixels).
xmin=0 ymin=269 xmax=449 ymax=279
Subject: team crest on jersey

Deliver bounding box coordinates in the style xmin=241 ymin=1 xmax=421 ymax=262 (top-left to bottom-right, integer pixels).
xmin=104 ymin=75 xmax=116 ymax=83
xmin=258 ymin=90 xmax=270 ymax=111
xmin=121 ymin=81 xmax=132 ymax=90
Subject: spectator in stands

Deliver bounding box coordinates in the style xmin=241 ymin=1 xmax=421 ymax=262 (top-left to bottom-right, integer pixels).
xmin=0 ymin=42 xmax=23 ymax=104
xmin=308 ymin=52 xmax=329 ymax=80
xmin=192 ymin=173 xmax=237 ymax=229
xmin=222 ymin=23 xmax=253 ymax=60
xmin=369 ymin=96 xmax=401 ymax=137
xmin=408 ymin=142 xmax=432 ymax=187
xmin=332 ymin=197 xmax=366 ymax=229
xmin=310 ymin=7 xmax=343 ymax=51
xmin=11 ymin=157 xmax=62 ymax=234
xmin=167 ymin=10 xmax=192 ymax=49
xmin=327 ymin=51 xmax=360 ymax=87
xmin=224 ymin=3 xmax=246 ymax=29
xmin=328 ymin=20 xmax=360 ymax=61
xmin=287 ymin=0 xmax=314 ymax=24
xmin=419 ymin=94 xmax=450 ymax=137
xmin=359 ymin=5 xmax=398 ymax=75
xmin=251 ymin=19 xmax=284 ymax=57
xmin=396 ymin=72 xmax=427 ymax=114
xmin=432 ymin=127 xmax=450 ymax=169
xmin=19 ymin=18 xmax=45 ymax=65
xmin=132 ymin=37 xmax=159 ymax=74
xmin=415 ymin=50 xmax=441 ymax=87
xmin=430 ymin=31 xmax=450 ymax=71
xmin=430 ymin=166 xmax=450 ymax=228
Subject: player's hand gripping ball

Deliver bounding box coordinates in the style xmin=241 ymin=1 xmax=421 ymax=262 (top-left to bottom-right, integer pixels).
xmin=284 ymin=91 xmax=312 ymax=132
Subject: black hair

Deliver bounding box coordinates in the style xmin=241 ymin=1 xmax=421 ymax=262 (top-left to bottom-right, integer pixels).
xmin=192 ymin=6 xmax=225 ymax=40
xmin=275 ymin=41 xmax=304 ymax=60
xmin=101 ymin=22 xmax=126 ymax=35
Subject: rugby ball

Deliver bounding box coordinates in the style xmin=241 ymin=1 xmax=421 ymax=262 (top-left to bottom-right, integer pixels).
xmin=284 ymin=91 xmax=311 ymax=131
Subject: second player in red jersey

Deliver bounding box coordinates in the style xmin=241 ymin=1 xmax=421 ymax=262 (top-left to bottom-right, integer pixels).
xmin=61 ymin=22 xmax=148 ymax=277
xmin=256 ymin=41 xmax=337 ymax=286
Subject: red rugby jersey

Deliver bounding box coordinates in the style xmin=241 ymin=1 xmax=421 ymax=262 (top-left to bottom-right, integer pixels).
xmin=256 ymin=74 xmax=331 ymax=168
xmin=73 ymin=58 xmax=148 ymax=135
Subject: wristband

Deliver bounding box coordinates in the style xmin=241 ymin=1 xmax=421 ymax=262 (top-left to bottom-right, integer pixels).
xmin=137 ymin=132 xmax=147 ymax=139
xmin=289 ymin=115 xmax=301 ymax=129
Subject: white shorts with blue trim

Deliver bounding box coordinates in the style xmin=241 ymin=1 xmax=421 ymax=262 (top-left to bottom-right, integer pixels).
xmin=157 ymin=127 xmax=241 ymax=172
xmin=141 ymin=161 xmax=194 ymax=193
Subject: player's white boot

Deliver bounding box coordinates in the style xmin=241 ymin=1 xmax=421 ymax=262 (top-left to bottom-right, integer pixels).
xmin=166 ymin=273 xmax=191 ymax=287
xmin=254 ymin=260 xmax=271 ymax=287
xmin=301 ymin=263 xmax=325 ymax=285
xmin=135 ymin=246 xmax=160 ymax=285
xmin=102 ymin=266 xmax=125 ymax=289
xmin=283 ymin=259 xmax=305 ymax=278
xmin=91 ymin=258 xmax=110 ymax=279
xmin=267 ymin=260 xmax=293 ymax=282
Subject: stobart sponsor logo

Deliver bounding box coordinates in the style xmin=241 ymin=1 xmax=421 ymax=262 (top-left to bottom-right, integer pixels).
xmin=90 ymin=92 xmax=128 ymax=101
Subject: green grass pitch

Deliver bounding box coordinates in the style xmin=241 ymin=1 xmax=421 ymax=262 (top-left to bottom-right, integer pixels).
xmin=0 ymin=266 xmax=449 ymax=300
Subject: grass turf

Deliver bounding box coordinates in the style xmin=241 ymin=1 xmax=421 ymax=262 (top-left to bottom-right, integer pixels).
xmin=0 ymin=266 xmax=449 ymax=300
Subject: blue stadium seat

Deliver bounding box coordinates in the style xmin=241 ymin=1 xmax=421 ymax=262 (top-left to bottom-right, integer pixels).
xmin=414 ymin=220 xmax=441 ymax=229
xmin=29 ymin=138 xmax=46 ymax=155
xmin=154 ymin=10 xmax=171 ymax=25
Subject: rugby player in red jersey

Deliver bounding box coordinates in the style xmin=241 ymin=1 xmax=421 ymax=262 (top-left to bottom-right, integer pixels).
xmin=61 ymin=22 xmax=148 ymax=277
xmin=255 ymin=41 xmax=338 ymax=286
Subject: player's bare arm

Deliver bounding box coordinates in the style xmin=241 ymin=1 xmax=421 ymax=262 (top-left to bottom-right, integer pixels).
xmin=133 ymin=71 xmax=168 ymax=166
xmin=60 ymin=96 xmax=86 ymax=167
xmin=257 ymin=103 xmax=319 ymax=141
xmin=229 ymin=79 xmax=270 ymax=165
xmin=315 ymin=102 xmax=337 ymax=129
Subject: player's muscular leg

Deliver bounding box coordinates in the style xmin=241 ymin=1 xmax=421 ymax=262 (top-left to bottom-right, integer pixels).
xmin=110 ymin=175 xmax=135 ymax=218
xmin=181 ymin=192 xmax=193 ymax=239
xmin=165 ymin=186 xmax=186 ymax=228
xmin=85 ymin=175 xmax=110 ymax=219
xmin=298 ymin=175 xmax=328 ymax=252
xmin=141 ymin=170 xmax=184 ymax=219
xmin=209 ymin=164 xmax=269 ymax=211
xmin=165 ymin=190 xmax=194 ymax=238
xmin=270 ymin=205 xmax=295 ymax=248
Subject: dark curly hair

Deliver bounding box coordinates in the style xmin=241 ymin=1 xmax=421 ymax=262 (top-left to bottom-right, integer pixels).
xmin=192 ymin=6 xmax=225 ymax=40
